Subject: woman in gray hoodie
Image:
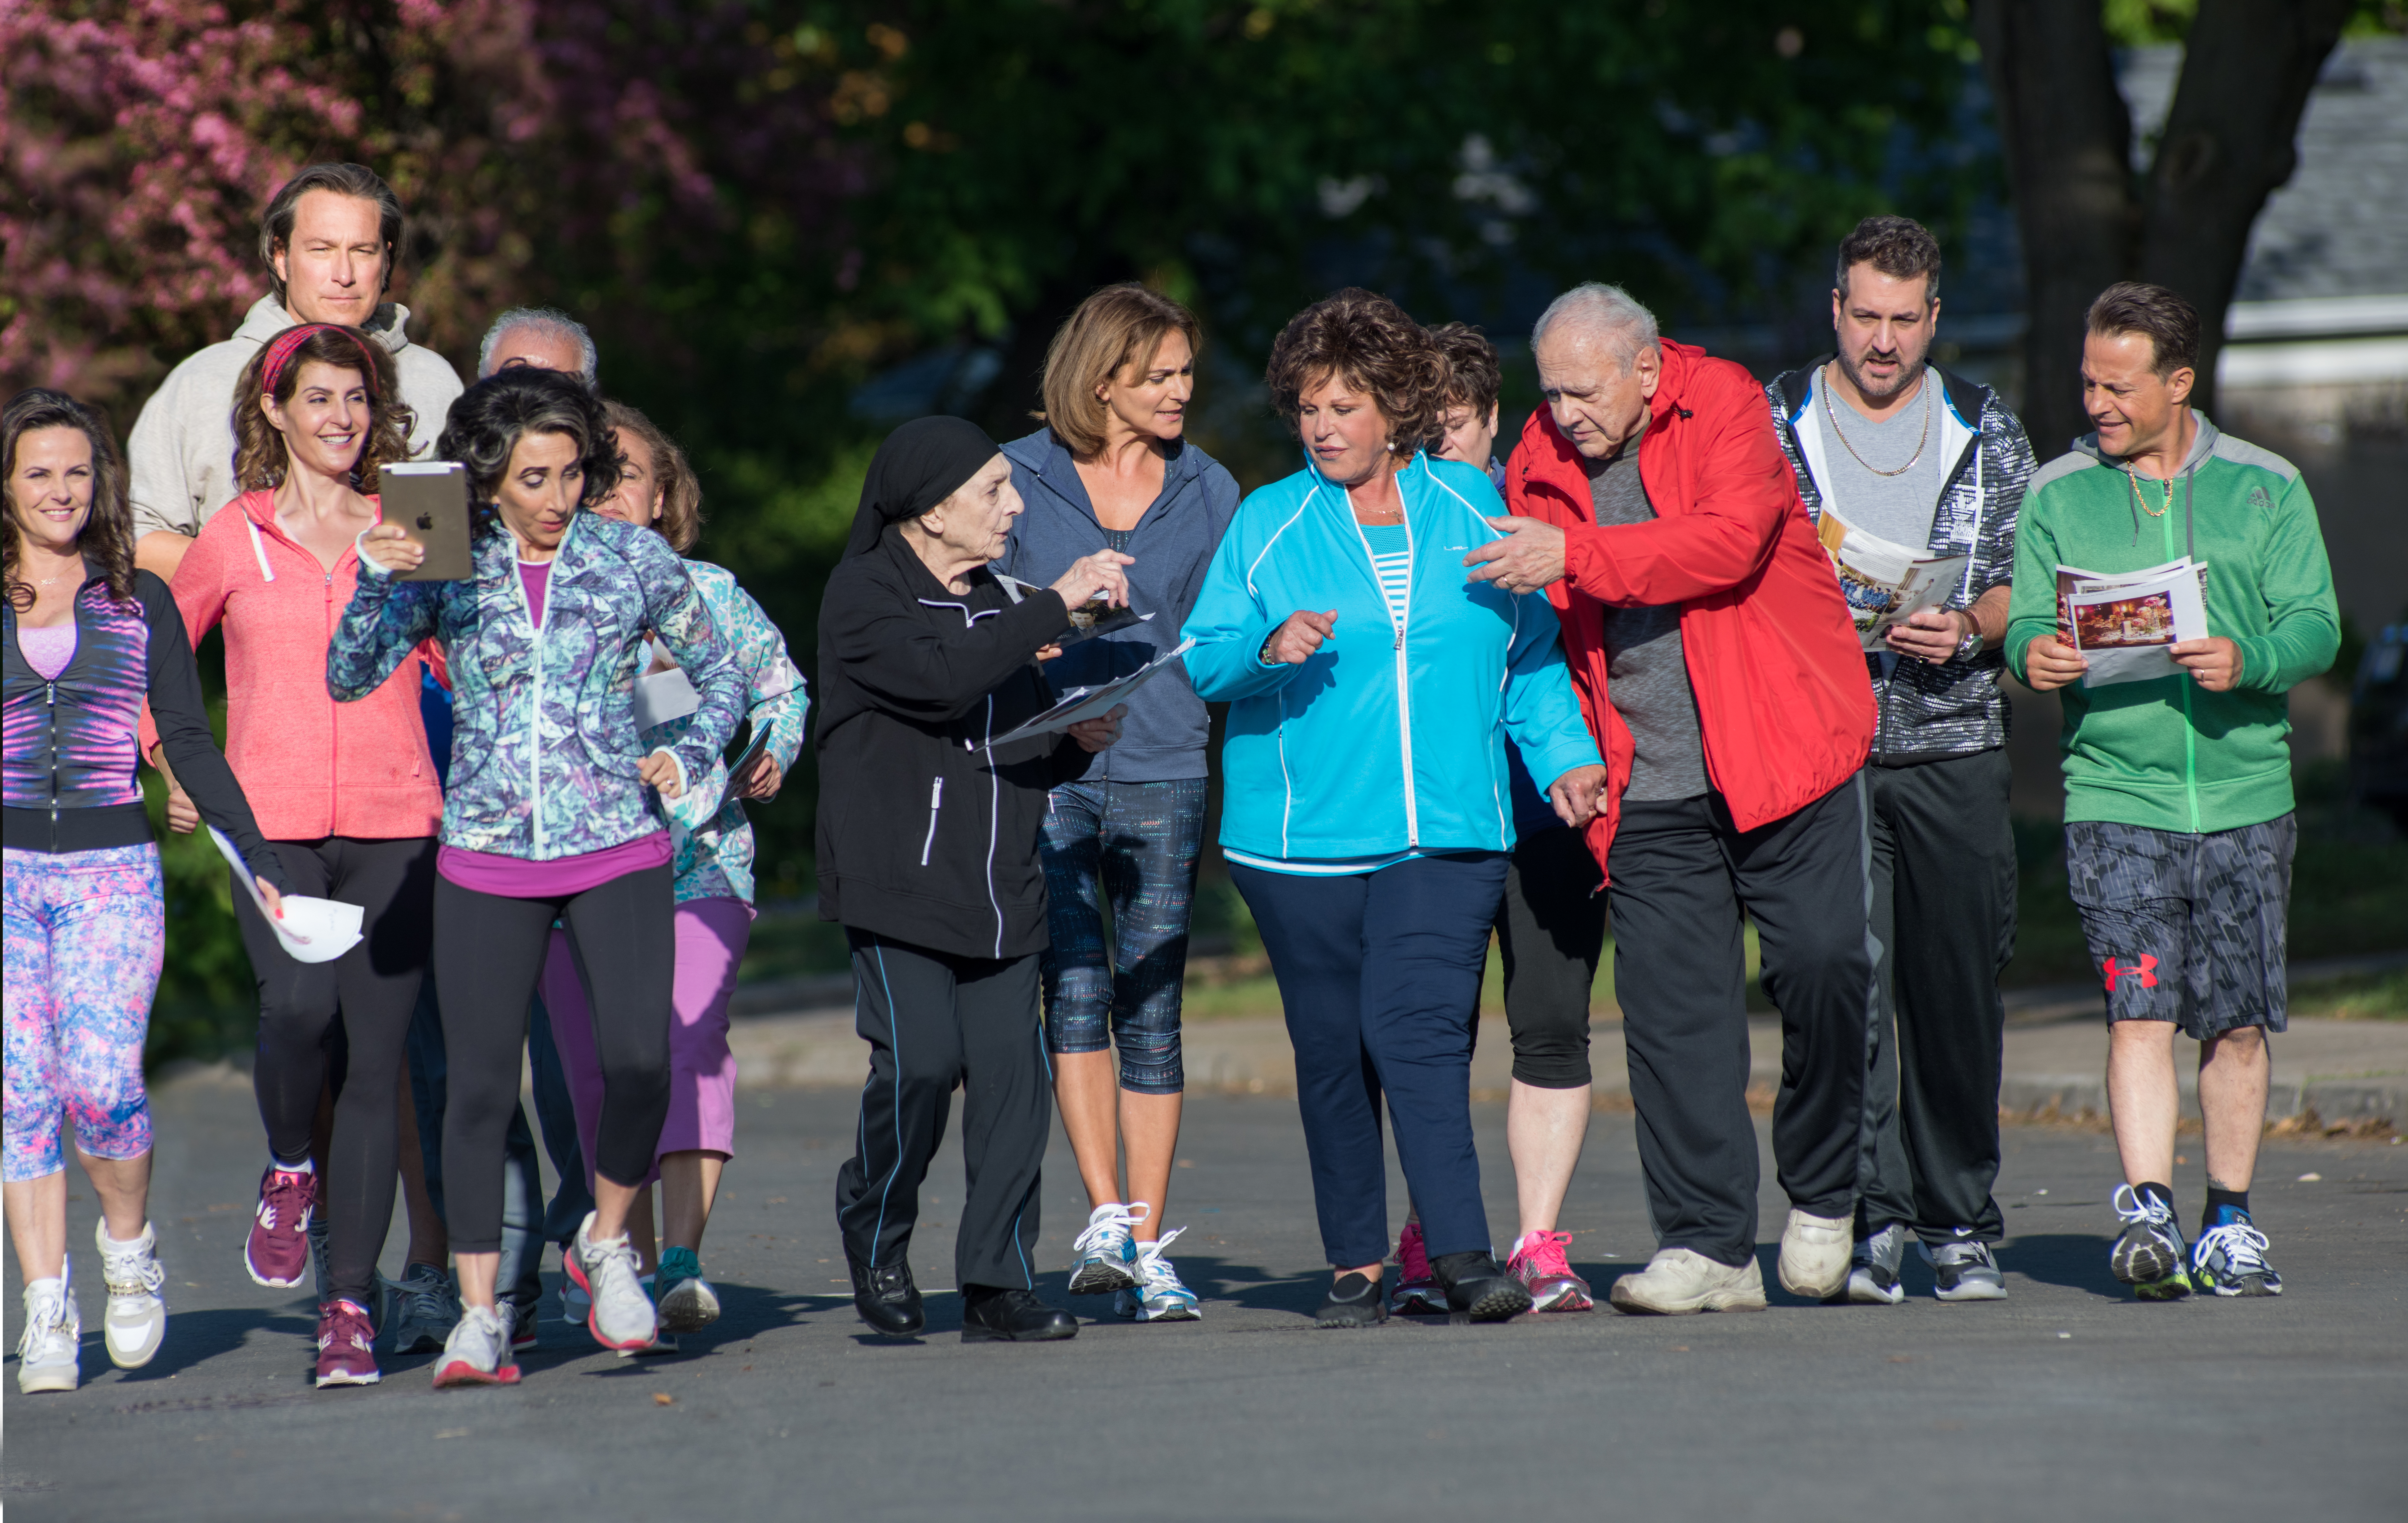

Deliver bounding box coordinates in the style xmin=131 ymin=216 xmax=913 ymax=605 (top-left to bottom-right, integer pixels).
xmin=994 ymin=285 xmax=1240 ymax=1321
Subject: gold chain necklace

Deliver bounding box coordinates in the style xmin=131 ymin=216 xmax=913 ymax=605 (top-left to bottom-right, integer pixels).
xmin=2128 ymin=469 xmax=2174 ymax=518
xmin=1822 ymin=364 xmax=1931 ymax=478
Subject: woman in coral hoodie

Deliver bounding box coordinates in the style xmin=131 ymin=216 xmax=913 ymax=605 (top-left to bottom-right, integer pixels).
xmin=152 ymin=323 xmax=443 ymax=1388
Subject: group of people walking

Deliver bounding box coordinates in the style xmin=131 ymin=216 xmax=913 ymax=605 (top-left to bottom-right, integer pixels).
xmin=5 ymin=161 xmax=2337 ymax=1396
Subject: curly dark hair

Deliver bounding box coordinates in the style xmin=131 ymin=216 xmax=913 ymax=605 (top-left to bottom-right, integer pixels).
xmin=232 ymin=326 xmax=414 ymax=494
xmin=1428 ymin=321 xmax=1502 ymax=418
xmin=436 ymin=369 xmax=622 ymax=538
xmin=1265 ymin=288 xmax=1450 ymax=455
xmin=5 ymin=389 xmax=138 ymax=612
xmin=1835 ymin=214 xmax=1943 ymax=303
xmin=602 ymin=400 xmax=705 ymax=554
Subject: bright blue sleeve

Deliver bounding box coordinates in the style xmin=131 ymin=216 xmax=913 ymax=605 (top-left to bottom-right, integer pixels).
xmin=1179 ymin=509 xmax=1303 ymax=702
xmin=1498 ymin=591 xmax=1601 ymax=792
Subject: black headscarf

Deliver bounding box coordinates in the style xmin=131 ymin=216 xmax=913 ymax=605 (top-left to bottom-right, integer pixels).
xmin=842 ymin=415 xmax=1002 ymax=561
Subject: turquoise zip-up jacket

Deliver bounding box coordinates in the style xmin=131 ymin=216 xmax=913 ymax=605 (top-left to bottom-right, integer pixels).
xmin=1181 ymin=452 xmax=1601 ymax=862
xmin=329 ymin=510 xmax=744 ymax=859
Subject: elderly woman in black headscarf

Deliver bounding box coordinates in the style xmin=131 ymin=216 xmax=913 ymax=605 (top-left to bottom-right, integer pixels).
xmin=818 ymin=416 xmax=1132 ymax=1343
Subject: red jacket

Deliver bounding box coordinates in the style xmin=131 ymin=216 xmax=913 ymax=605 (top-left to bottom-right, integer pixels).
xmin=1504 ymin=339 xmax=1873 ymax=877
xmin=144 ymin=490 xmax=443 ymax=841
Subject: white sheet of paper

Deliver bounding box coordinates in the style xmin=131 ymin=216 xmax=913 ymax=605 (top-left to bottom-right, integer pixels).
xmin=632 ymin=665 xmax=701 ymax=732
xmin=208 ymin=827 xmax=363 ymax=964
xmin=990 ymin=638 xmax=1197 ymax=748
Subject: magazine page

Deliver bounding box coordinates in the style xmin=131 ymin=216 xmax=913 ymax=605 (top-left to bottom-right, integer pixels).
xmin=2063 ymin=560 xmax=2210 ymax=688
xmin=990 ymin=637 xmax=1198 ymax=747
xmin=1815 ymin=504 xmax=1969 ymax=652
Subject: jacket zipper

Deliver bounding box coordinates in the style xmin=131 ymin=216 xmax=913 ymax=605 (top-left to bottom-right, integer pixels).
xmin=919 ymin=776 xmax=944 ymax=866
xmin=517 ymin=550 xmax=548 ymax=855
xmin=324 ymin=568 xmax=338 ymax=829
xmin=2164 ymin=490 xmax=2201 ymax=832
xmin=47 ymin=676 xmax=60 ymax=851
xmin=1347 ymin=483 xmax=1420 ymax=846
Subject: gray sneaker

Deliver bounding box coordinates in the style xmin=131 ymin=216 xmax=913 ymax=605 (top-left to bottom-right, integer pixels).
xmin=95 ymin=1219 xmax=167 ymax=1368
xmin=381 ymin=1263 xmax=460 ymax=1354
xmin=1921 ymin=1237 xmax=2008 ymax=1301
xmin=16 ymin=1272 xmax=80 ymax=1395
xmin=1840 ymin=1223 xmax=1908 ymax=1306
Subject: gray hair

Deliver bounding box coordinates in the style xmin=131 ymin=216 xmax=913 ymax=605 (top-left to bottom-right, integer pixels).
xmin=1532 ymin=282 xmax=1660 ymax=371
xmin=477 ymin=307 xmax=599 ymax=387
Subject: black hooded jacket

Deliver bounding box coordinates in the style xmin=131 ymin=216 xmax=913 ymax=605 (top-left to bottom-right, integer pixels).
xmin=813 ymin=526 xmax=1084 ymax=960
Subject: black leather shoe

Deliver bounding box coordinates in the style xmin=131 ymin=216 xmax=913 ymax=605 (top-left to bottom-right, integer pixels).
xmin=850 ymin=1256 xmax=925 ymax=1336
xmin=1315 ymin=1272 xmax=1390 ymax=1328
xmin=960 ymin=1286 xmax=1078 ymax=1342
xmin=1432 ymin=1250 xmax=1533 ymax=1321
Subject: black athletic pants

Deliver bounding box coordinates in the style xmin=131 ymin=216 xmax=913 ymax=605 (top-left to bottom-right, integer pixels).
xmin=431 ymin=867 xmax=673 ymax=1255
xmin=230 ymin=835 xmax=436 ymax=1304
xmin=1606 ymin=777 xmax=1878 ymax=1268
xmin=1492 ymin=826 xmax=1608 ymax=1089
xmin=835 ymin=930 xmax=1049 ymax=1292
xmin=1858 ymin=750 xmax=2015 ymax=1244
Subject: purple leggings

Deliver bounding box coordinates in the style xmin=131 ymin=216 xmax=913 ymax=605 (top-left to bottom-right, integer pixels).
xmin=3 ymin=845 xmax=164 ymax=1182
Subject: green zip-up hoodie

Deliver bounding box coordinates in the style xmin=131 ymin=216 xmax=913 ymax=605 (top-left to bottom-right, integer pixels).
xmin=2005 ymin=413 xmax=2337 ymax=835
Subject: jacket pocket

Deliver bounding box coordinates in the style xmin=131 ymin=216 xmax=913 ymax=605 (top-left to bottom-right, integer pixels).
xmin=918 ymin=776 xmax=945 ymax=867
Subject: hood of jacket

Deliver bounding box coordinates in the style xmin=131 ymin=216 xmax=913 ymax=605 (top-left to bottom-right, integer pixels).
xmin=231 ymin=293 xmax=425 ymax=355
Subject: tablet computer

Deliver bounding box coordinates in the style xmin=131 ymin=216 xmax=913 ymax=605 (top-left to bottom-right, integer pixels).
xmin=380 ymin=462 xmax=474 ymax=581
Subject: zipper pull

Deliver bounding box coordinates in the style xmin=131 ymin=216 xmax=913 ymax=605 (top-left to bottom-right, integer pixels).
xmin=1393 ymin=627 xmax=1403 ymax=650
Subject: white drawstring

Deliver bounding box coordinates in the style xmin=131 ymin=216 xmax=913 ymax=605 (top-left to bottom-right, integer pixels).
xmin=246 ymin=517 xmax=277 ymax=583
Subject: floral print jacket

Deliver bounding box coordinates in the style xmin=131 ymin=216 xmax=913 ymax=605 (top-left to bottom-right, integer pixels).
xmin=649 ymin=561 xmax=808 ymax=905
xmin=327 ymin=511 xmax=743 ymax=860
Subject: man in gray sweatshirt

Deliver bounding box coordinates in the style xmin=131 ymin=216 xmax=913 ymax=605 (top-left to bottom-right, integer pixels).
xmin=128 ymin=162 xmax=463 ymax=578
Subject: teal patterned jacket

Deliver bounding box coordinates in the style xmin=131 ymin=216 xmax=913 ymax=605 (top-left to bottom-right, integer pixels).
xmin=648 ymin=561 xmax=808 ymax=904
xmin=327 ymin=510 xmax=744 ymax=859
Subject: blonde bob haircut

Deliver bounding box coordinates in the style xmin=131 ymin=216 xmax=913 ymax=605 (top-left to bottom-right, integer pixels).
xmin=1038 ymin=283 xmax=1201 ymax=459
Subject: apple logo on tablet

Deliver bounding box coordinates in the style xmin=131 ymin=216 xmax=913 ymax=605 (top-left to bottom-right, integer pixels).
xmin=416 ymin=513 xmax=434 ymax=529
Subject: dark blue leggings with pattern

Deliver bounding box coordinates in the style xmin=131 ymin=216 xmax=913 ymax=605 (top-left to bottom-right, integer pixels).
xmin=1037 ymin=778 xmax=1205 ymax=1095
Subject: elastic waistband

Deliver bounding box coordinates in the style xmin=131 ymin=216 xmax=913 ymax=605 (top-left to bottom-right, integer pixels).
xmin=1 ymin=802 xmax=154 ymax=855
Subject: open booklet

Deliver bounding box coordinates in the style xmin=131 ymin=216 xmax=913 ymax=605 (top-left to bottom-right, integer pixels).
xmin=2055 ymin=557 xmax=2211 ymax=688
xmin=208 ymin=827 xmax=363 ymax=964
xmin=1814 ymin=506 xmax=1969 ymax=652
xmin=990 ymin=638 xmax=1198 ymax=748
xmin=993 ymin=573 xmax=1153 ymax=649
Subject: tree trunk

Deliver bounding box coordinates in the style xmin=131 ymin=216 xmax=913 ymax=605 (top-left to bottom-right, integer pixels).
xmin=2135 ymin=0 xmax=2350 ymax=420
xmin=1973 ymin=0 xmax=2137 ymax=458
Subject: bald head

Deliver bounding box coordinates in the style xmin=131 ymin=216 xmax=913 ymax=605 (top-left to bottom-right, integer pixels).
xmin=1532 ymin=283 xmax=1659 ymax=374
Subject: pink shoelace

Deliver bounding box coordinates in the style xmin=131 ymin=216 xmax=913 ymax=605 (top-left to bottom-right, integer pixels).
xmin=1512 ymin=1230 xmax=1576 ymax=1279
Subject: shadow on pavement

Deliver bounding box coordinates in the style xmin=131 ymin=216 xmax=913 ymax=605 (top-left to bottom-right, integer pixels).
xmin=100 ymin=1305 xmax=309 ymax=1383
xmin=1999 ymin=1232 xmax=2123 ymax=1296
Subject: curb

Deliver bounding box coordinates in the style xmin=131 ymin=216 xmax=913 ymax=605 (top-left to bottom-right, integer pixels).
xmin=2000 ymin=1075 xmax=2407 ymax=1126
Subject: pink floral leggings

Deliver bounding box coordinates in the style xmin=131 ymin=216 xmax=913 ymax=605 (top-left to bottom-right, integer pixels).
xmin=2 ymin=845 xmax=164 ymax=1183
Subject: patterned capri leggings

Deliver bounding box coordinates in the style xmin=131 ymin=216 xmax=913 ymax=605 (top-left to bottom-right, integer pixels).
xmin=3 ymin=844 xmax=165 ymax=1183
xmin=1037 ymin=778 xmax=1206 ymax=1095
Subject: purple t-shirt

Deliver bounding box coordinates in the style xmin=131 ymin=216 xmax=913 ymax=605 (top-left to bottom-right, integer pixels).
xmin=437 ymin=829 xmax=671 ymax=899
xmin=518 ymin=559 xmax=552 ymax=628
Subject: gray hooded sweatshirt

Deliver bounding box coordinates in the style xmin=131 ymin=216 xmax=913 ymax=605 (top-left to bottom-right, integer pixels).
xmin=128 ymin=295 xmax=465 ymax=542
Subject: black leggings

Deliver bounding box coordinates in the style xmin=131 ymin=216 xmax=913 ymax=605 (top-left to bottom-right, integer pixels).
xmin=231 ymin=835 xmax=437 ymax=1305
xmin=432 ymin=867 xmax=673 ymax=1255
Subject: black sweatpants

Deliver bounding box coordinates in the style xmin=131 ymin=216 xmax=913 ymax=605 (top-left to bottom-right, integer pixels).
xmin=835 ymin=930 xmax=1049 ymax=1292
xmin=431 ymin=867 xmax=673 ymax=1255
xmin=1859 ymin=751 xmax=2015 ymax=1244
xmin=231 ymin=835 xmax=436 ymax=1304
xmin=1606 ymin=777 xmax=1877 ymax=1268
xmin=1493 ymin=826 xmax=1607 ymax=1089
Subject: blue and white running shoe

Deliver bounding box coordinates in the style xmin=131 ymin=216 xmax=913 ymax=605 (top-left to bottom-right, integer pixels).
xmin=1114 ymin=1226 xmax=1201 ymax=1322
xmin=1066 ymin=1203 xmax=1143 ymax=1295
xmin=2192 ymin=1215 xmax=2282 ymax=1297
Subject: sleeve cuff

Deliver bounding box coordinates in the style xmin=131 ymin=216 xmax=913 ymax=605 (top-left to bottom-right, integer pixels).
xmin=354 ymin=528 xmax=398 ymax=578
xmin=650 ymin=746 xmax=690 ymax=797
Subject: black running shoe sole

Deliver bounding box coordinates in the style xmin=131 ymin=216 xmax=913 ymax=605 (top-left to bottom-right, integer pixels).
xmin=1065 ymin=1263 xmax=1138 ymax=1296
xmin=961 ymin=1322 xmax=1078 ymax=1342
xmin=1315 ymin=1305 xmax=1389 ymax=1328
xmin=2110 ymin=1233 xmax=2184 ymax=1286
xmin=1456 ymin=1284 xmax=1534 ymax=1322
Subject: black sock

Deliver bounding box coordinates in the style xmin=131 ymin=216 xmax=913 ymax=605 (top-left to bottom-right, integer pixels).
xmin=2205 ymin=1186 xmax=2250 ymax=1225
xmin=2135 ymin=1180 xmax=2178 ymax=1228
xmin=960 ymin=1283 xmax=1008 ymax=1310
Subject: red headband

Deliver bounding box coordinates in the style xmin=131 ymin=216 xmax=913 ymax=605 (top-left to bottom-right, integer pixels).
xmin=260 ymin=324 xmax=382 ymax=400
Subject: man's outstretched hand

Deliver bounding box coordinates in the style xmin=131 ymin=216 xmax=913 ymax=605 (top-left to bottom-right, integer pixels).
xmin=1464 ymin=516 xmax=1566 ymax=595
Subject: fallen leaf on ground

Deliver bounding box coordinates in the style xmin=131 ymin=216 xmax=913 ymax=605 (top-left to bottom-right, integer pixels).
xmin=653 ymin=1393 xmax=674 ymax=1406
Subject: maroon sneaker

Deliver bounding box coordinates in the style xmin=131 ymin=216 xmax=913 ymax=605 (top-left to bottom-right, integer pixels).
xmin=1390 ymin=1220 xmax=1447 ymax=1315
xmin=245 ymin=1166 xmax=315 ymax=1289
xmin=314 ymin=1298 xmax=381 ymax=1388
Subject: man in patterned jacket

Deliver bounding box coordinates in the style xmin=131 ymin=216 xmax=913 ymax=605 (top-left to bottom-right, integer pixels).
xmin=1767 ymin=216 xmax=2036 ymax=1305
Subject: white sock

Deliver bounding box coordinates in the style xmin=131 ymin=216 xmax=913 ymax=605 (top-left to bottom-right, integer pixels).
xmin=98 ymin=1222 xmax=152 ymax=1251
xmin=270 ymin=1153 xmax=314 ymax=1175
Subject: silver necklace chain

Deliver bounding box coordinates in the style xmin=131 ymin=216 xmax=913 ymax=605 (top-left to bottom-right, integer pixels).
xmin=1823 ymin=364 xmax=1932 ymax=478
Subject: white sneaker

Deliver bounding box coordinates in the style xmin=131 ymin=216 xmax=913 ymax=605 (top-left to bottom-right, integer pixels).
xmin=430 ymin=1303 xmax=519 ymax=1388
xmin=1113 ymin=1227 xmax=1202 ymax=1322
xmin=1605 ymin=1248 xmax=1768 ymax=1315
xmin=95 ymin=1220 xmax=167 ymax=1368
xmin=1777 ymin=1208 xmax=1852 ymax=1299
xmin=1066 ymin=1203 xmax=1144 ymax=1295
xmin=560 ymin=1277 xmax=591 ymax=1327
xmin=570 ymin=1212 xmax=658 ymax=1352
xmin=16 ymin=1272 xmax=81 ymax=1394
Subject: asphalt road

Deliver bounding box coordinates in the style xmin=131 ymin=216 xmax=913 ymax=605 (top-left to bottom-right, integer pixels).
xmin=4 ymin=1073 xmax=2403 ymax=1522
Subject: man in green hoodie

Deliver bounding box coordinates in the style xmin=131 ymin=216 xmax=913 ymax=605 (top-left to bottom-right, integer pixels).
xmin=2007 ymin=282 xmax=2338 ymax=1301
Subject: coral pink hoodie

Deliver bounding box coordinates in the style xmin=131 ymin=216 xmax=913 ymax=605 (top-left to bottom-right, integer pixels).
xmin=147 ymin=490 xmax=442 ymax=840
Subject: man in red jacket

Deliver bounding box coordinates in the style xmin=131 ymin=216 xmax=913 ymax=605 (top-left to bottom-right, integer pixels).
xmin=1467 ymin=282 xmax=1878 ymax=1314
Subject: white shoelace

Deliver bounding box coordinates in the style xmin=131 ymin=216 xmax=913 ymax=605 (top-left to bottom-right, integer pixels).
xmin=19 ymin=1283 xmax=72 ymax=1358
xmin=98 ymin=1230 xmax=164 ymax=1298
xmin=452 ymin=1305 xmax=506 ymax=1369
xmin=2194 ymin=1223 xmax=2272 ymax=1275
xmin=581 ymin=1229 xmax=652 ymax=1334
xmin=2112 ymin=1183 xmax=2177 ymax=1231
xmin=1135 ymin=1227 xmax=1191 ymax=1293
xmin=1072 ymin=1203 xmax=1146 ymax=1261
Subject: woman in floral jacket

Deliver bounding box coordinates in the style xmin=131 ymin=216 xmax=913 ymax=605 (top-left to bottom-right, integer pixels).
xmin=330 ymin=369 xmax=743 ymax=1387
xmin=537 ymin=401 xmax=807 ymax=1341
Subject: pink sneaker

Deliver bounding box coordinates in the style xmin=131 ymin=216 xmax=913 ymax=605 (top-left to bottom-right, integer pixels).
xmin=245 ymin=1166 xmax=316 ymax=1289
xmin=314 ymin=1298 xmax=381 ymax=1387
xmin=1507 ymin=1229 xmax=1595 ymax=1312
xmin=1390 ymin=1220 xmax=1447 ymax=1315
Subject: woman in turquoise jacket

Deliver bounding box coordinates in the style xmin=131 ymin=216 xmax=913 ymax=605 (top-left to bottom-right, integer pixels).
xmin=1181 ymin=291 xmax=1605 ymax=1327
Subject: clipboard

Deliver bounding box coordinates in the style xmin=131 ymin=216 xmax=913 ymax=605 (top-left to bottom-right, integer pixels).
xmin=990 ymin=638 xmax=1196 ymax=748
xmin=379 ymin=462 xmax=475 ymax=581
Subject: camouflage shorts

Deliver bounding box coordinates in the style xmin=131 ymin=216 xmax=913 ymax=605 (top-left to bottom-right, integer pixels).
xmin=2063 ymin=814 xmax=2295 ymax=1039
